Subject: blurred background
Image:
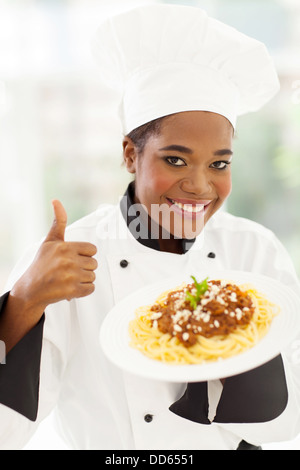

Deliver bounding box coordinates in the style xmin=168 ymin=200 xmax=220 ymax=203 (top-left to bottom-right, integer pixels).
xmin=0 ymin=0 xmax=299 ymax=450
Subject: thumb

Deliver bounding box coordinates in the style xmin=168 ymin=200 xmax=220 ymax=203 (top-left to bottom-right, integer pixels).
xmin=45 ymin=199 xmax=67 ymax=242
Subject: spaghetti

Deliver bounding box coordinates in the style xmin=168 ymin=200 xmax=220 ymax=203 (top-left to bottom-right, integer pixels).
xmin=128 ymin=277 xmax=279 ymax=364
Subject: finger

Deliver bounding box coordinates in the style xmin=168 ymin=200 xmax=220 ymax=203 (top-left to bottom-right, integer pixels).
xmin=80 ymin=270 xmax=96 ymax=283
xmin=79 ymin=256 xmax=98 ymax=271
xmin=75 ymin=283 xmax=96 ymax=299
xmin=45 ymin=200 xmax=68 ymax=242
xmin=69 ymin=242 xmax=97 ymax=257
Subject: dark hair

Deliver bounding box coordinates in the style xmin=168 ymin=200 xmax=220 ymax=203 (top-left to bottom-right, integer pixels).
xmin=126 ymin=112 xmax=234 ymax=156
xmin=126 ymin=116 xmax=167 ymax=155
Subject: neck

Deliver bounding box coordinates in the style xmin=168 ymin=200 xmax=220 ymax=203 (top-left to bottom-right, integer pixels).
xmin=158 ymin=238 xmax=184 ymax=254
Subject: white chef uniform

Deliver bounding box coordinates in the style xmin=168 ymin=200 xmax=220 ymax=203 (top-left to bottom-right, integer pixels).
xmin=0 ymin=189 xmax=300 ymax=450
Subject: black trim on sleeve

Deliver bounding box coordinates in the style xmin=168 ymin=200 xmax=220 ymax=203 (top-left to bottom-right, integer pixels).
xmin=0 ymin=292 xmax=45 ymax=421
xmin=214 ymin=355 xmax=288 ymax=423
xmin=169 ymin=381 xmax=210 ymax=424
xmin=169 ymin=355 xmax=288 ymax=425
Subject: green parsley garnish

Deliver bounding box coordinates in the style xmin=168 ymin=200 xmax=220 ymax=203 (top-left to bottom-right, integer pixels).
xmin=185 ymin=276 xmax=209 ymax=309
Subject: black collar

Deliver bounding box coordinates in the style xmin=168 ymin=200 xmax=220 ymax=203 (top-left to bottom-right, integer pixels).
xmin=120 ymin=182 xmax=195 ymax=254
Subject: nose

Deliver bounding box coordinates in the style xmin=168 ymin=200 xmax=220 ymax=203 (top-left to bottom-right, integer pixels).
xmin=180 ymin=167 xmax=212 ymax=196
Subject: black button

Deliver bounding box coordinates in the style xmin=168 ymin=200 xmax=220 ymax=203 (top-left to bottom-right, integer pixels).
xmin=144 ymin=414 xmax=153 ymax=423
xmin=120 ymin=259 xmax=129 ymax=268
xmin=207 ymin=252 xmax=216 ymax=258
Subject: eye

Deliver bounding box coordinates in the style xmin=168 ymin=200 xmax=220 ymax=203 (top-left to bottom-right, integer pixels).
xmin=210 ymin=160 xmax=231 ymax=170
xmin=165 ymin=156 xmax=186 ymax=167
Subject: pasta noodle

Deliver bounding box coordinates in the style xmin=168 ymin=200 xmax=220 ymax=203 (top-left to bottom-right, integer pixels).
xmin=128 ymin=279 xmax=279 ymax=364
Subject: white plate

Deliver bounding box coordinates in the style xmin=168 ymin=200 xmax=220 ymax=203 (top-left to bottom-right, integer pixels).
xmin=99 ymin=270 xmax=300 ymax=382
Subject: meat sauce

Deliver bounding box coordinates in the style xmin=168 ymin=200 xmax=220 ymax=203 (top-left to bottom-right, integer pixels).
xmin=150 ymin=280 xmax=255 ymax=347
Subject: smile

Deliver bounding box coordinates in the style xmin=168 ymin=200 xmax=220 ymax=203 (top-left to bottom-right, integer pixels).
xmin=166 ymin=198 xmax=212 ymax=216
xmin=170 ymin=199 xmax=203 ymax=213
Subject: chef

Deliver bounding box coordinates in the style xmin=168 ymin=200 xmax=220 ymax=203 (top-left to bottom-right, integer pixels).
xmin=1 ymin=4 xmax=300 ymax=450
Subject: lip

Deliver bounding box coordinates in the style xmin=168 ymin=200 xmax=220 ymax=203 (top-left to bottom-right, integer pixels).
xmin=167 ymin=197 xmax=212 ymax=206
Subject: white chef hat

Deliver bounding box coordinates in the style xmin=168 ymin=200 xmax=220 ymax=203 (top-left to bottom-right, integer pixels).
xmin=91 ymin=3 xmax=280 ymax=134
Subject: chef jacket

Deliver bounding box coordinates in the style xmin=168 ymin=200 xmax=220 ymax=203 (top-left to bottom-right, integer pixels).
xmin=1 ymin=182 xmax=300 ymax=450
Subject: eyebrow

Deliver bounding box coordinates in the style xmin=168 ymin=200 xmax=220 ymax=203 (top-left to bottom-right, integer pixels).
xmin=159 ymin=145 xmax=193 ymax=154
xmin=159 ymin=145 xmax=233 ymax=157
xmin=213 ymin=149 xmax=233 ymax=157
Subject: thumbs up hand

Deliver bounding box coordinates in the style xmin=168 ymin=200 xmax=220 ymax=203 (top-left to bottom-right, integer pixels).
xmin=12 ymin=200 xmax=98 ymax=315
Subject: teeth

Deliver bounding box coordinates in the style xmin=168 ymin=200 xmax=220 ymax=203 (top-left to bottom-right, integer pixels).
xmin=171 ymin=199 xmax=205 ymax=213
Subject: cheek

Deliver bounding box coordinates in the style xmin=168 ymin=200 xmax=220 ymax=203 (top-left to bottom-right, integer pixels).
xmin=152 ymin=175 xmax=175 ymax=196
xmin=135 ymin=162 xmax=176 ymax=205
xmin=215 ymin=174 xmax=232 ymax=200
xmin=141 ymin=167 xmax=176 ymax=199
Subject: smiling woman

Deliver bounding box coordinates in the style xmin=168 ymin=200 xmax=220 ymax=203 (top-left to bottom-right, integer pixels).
xmin=1 ymin=2 xmax=300 ymax=452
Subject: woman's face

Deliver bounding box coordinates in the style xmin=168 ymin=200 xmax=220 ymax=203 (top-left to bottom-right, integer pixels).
xmin=123 ymin=111 xmax=233 ymax=239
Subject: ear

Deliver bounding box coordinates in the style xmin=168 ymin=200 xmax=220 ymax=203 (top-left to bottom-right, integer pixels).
xmin=122 ymin=137 xmax=138 ymax=174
